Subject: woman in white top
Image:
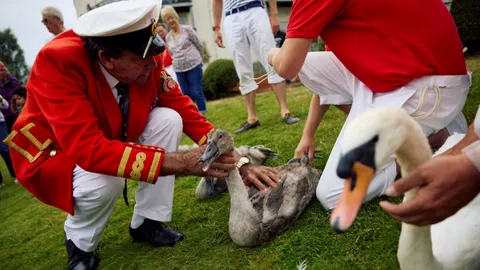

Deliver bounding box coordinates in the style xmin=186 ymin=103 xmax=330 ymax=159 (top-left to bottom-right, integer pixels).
xmin=161 ymin=6 xmax=207 ymax=114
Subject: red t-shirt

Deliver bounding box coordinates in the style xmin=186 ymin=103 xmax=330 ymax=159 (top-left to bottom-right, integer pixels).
xmin=287 ymin=0 xmax=467 ymax=93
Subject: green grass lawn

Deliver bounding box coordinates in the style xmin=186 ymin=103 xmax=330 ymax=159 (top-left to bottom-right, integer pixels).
xmin=1 ymin=58 xmax=479 ymax=270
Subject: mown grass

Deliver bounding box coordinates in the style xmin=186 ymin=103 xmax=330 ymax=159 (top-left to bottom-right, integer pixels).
xmin=0 ymin=58 xmax=479 ymax=270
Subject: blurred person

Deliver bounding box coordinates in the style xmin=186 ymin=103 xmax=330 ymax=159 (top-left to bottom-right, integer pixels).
xmin=161 ymin=6 xmax=207 ymax=114
xmin=11 ymin=86 xmax=27 ymax=114
xmin=42 ymin=6 xmax=67 ymax=43
xmin=0 ymin=60 xmax=21 ymax=132
xmin=0 ymin=93 xmax=16 ymax=187
xmin=156 ymin=22 xmax=178 ymax=83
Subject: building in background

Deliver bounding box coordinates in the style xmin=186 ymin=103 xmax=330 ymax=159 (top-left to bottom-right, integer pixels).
xmin=72 ymin=0 xmax=293 ymax=65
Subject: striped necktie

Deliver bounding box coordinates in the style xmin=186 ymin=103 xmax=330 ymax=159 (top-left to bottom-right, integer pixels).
xmin=115 ymin=83 xmax=129 ymax=141
xmin=115 ymin=82 xmax=130 ymax=206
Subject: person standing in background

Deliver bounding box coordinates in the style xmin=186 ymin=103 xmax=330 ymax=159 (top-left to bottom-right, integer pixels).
xmin=212 ymin=0 xmax=300 ymax=134
xmin=0 ymin=61 xmax=21 ymax=133
xmin=11 ymin=86 xmax=27 ymax=114
xmin=161 ymin=6 xmax=207 ymax=115
xmin=42 ymin=6 xmax=67 ymax=43
xmin=156 ymin=23 xmax=179 ymax=84
xmin=0 ymin=93 xmax=16 ymax=187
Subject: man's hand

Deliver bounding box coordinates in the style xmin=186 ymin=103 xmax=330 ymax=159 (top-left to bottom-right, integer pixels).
xmin=239 ymin=164 xmax=280 ymax=191
xmin=380 ymin=154 xmax=480 ymax=226
xmin=295 ymin=135 xmax=316 ymax=164
xmin=164 ymin=145 xmax=236 ymax=178
xmin=270 ymin=13 xmax=280 ymax=34
xmin=214 ymin=29 xmax=225 ymax=48
xmin=267 ymin=48 xmax=280 ymax=66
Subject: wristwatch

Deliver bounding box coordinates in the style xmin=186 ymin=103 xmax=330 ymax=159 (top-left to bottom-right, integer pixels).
xmin=237 ymin=156 xmax=250 ymax=169
xmin=212 ymin=25 xmax=220 ymax=31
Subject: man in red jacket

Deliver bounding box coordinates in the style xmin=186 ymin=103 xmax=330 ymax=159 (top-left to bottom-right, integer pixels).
xmin=3 ymin=1 xmax=270 ymax=269
xmin=268 ymin=0 xmax=471 ymax=211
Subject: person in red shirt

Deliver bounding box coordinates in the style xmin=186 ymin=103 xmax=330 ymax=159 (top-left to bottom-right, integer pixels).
xmin=268 ymin=0 xmax=471 ymax=210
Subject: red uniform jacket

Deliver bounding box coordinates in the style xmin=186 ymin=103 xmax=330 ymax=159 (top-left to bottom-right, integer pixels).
xmin=4 ymin=30 xmax=213 ymax=215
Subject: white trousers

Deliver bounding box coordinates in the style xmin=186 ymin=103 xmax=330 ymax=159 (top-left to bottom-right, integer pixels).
xmin=299 ymin=52 xmax=471 ymax=210
xmin=64 ymin=107 xmax=183 ymax=252
xmin=223 ymin=7 xmax=284 ymax=95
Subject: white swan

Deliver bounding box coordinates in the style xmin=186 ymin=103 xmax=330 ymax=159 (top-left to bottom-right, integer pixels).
xmin=329 ymin=107 xmax=480 ymax=270
xmin=199 ymin=128 xmax=322 ymax=247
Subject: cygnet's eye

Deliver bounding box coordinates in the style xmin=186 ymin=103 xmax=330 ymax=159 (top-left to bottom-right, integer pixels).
xmin=219 ymin=135 xmax=223 ymax=139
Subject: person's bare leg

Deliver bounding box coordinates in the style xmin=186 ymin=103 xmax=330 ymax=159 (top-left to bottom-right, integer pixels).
xmin=335 ymin=104 xmax=351 ymax=114
xmin=244 ymin=91 xmax=258 ymax=124
xmin=270 ymin=81 xmax=289 ymax=117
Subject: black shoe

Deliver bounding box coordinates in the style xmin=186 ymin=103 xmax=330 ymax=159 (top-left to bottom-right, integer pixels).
xmin=233 ymin=120 xmax=261 ymax=134
xmin=129 ymin=218 xmax=184 ymax=247
xmin=65 ymin=239 xmax=100 ymax=270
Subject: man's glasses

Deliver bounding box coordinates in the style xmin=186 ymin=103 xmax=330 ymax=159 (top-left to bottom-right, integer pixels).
xmin=41 ymin=18 xmax=49 ymax=24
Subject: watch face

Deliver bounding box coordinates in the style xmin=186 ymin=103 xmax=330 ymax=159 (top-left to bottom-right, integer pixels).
xmin=240 ymin=157 xmax=249 ymax=164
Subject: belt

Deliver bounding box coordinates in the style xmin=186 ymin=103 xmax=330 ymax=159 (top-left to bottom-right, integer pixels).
xmin=225 ymin=1 xmax=263 ymax=17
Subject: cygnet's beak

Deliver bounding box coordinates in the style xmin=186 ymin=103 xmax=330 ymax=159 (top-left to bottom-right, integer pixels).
xmin=199 ymin=141 xmax=219 ymax=172
xmin=330 ymin=137 xmax=377 ymax=233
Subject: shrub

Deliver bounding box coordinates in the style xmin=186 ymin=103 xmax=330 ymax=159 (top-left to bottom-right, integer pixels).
xmin=310 ymin=37 xmax=325 ymax=52
xmin=202 ymin=59 xmax=239 ymax=100
xmin=451 ymin=0 xmax=480 ymax=54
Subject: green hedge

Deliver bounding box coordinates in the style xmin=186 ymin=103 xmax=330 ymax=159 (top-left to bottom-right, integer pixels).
xmin=202 ymin=59 xmax=239 ymax=100
xmin=451 ymin=0 xmax=480 ymax=54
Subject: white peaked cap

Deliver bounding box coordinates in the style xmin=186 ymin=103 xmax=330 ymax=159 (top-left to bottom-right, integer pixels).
xmin=73 ymin=0 xmax=164 ymax=58
xmin=73 ymin=0 xmax=161 ymax=37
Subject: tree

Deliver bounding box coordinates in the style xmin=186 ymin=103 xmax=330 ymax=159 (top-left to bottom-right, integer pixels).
xmin=0 ymin=28 xmax=30 ymax=83
xmin=451 ymin=0 xmax=480 ymax=55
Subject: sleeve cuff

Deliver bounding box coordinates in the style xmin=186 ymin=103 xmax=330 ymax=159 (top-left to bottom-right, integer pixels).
xmin=117 ymin=142 xmax=165 ymax=184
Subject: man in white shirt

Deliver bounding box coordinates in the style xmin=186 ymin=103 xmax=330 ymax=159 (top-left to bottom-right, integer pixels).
xmin=212 ymin=0 xmax=300 ymax=134
xmin=42 ymin=6 xmax=67 ymax=43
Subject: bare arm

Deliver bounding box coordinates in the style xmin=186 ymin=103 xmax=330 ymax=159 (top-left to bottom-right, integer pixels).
xmin=212 ymin=0 xmax=225 ymax=48
xmin=303 ymin=95 xmax=325 ymax=136
xmin=272 ymin=38 xmax=312 ymax=79
xmin=442 ymin=123 xmax=479 ymax=156
xmin=186 ymin=26 xmax=204 ymax=58
xmin=212 ymin=0 xmax=223 ymax=27
xmin=268 ymin=0 xmax=280 ymax=34
xmin=161 ymin=145 xmax=236 ymax=178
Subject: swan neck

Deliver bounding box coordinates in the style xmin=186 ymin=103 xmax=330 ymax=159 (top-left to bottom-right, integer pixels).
xmin=226 ymin=168 xmax=251 ymax=207
xmin=395 ymin=127 xmax=432 ymax=176
xmin=395 ymin=126 xmax=438 ymax=268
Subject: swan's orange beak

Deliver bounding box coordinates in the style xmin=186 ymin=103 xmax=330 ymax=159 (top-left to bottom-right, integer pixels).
xmin=330 ymin=162 xmax=375 ymax=233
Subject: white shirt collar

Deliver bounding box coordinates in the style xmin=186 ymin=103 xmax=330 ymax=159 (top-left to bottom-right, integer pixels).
xmin=98 ymin=62 xmax=119 ymax=89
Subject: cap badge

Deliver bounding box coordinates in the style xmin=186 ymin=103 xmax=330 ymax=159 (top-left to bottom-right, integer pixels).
xmin=151 ymin=19 xmax=157 ymax=36
xmin=161 ymin=71 xmax=176 ymax=92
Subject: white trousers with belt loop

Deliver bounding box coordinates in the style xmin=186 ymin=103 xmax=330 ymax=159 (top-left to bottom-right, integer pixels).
xmin=299 ymin=51 xmax=471 ymax=210
xmin=64 ymin=107 xmax=183 ymax=252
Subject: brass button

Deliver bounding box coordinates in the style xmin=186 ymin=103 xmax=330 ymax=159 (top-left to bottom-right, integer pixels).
xmin=49 ymin=150 xmax=57 ymax=156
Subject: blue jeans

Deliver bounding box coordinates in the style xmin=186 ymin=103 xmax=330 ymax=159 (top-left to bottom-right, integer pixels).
xmin=176 ymin=64 xmax=207 ymax=114
xmin=0 ymin=121 xmax=15 ymax=184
